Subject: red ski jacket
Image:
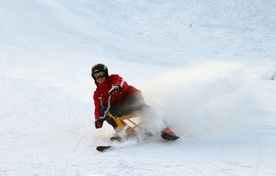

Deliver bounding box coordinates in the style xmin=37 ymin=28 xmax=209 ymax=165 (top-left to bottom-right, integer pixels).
xmin=93 ymin=74 xmax=141 ymax=120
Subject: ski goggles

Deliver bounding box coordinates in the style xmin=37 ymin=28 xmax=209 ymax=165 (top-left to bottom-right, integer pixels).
xmin=93 ymin=71 xmax=105 ymax=79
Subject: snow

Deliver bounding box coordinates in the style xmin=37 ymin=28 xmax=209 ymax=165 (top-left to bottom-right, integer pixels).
xmin=1 ymin=0 xmax=276 ymax=175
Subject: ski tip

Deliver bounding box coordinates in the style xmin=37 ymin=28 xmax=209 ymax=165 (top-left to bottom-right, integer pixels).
xmin=96 ymin=145 xmax=112 ymax=152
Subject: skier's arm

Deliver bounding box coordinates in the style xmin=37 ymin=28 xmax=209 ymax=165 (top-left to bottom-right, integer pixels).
xmin=110 ymin=74 xmax=129 ymax=95
xmin=93 ymin=91 xmax=102 ymax=120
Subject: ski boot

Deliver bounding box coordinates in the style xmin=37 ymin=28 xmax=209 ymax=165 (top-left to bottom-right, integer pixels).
xmin=161 ymin=127 xmax=179 ymax=141
xmin=110 ymin=134 xmax=122 ymax=142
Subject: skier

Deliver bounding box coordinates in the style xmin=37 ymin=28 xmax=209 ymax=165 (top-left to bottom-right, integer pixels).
xmin=91 ymin=63 xmax=178 ymax=141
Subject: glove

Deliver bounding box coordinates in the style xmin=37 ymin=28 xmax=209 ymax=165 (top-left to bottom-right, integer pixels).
xmin=109 ymin=86 xmax=121 ymax=98
xmin=95 ymin=118 xmax=104 ymax=129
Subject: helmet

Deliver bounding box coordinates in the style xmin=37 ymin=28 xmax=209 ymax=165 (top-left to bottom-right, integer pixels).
xmin=91 ymin=63 xmax=108 ymax=79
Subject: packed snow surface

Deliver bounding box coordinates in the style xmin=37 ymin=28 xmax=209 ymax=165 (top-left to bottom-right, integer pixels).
xmin=1 ymin=0 xmax=276 ymax=175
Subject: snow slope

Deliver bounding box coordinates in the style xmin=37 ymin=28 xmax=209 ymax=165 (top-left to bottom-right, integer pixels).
xmin=1 ymin=0 xmax=276 ymax=175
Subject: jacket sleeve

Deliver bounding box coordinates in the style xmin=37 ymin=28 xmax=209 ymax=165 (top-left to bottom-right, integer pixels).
xmin=111 ymin=74 xmax=129 ymax=93
xmin=93 ymin=90 xmax=102 ymax=120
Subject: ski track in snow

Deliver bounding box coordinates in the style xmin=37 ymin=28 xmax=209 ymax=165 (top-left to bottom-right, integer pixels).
xmin=1 ymin=0 xmax=276 ymax=175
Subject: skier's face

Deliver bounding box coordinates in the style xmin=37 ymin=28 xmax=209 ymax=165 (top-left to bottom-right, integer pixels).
xmin=94 ymin=71 xmax=106 ymax=84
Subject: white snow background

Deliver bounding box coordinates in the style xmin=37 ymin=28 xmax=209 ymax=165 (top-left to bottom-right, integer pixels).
xmin=1 ymin=0 xmax=276 ymax=175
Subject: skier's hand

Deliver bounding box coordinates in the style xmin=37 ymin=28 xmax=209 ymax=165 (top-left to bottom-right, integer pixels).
xmin=95 ymin=118 xmax=104 ymax=129
xmin=109 ymin=86 xmax=121 ymax=98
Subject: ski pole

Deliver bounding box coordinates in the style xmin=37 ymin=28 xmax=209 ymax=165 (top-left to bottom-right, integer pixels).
xmin=99 ymin=95 xmax=112 ymax=120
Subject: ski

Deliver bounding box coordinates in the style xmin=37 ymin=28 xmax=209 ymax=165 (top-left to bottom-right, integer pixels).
xmin=96 ymin=130 xmax=179 ymax=152
xmin=96 ymin=145 xmax=112 ymax=152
